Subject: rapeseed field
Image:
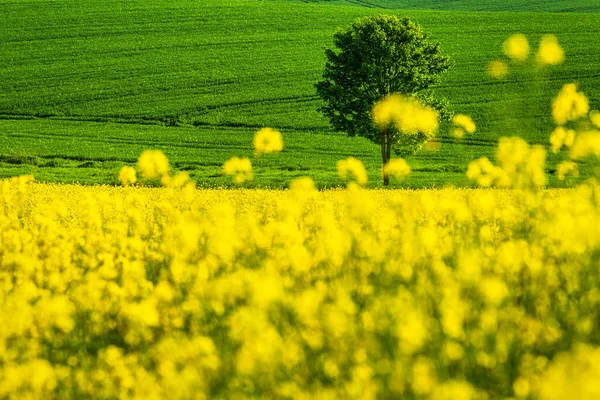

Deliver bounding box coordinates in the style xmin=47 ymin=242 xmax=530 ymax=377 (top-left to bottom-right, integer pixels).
xmin=2 ymin=172 xmax=600 ymax=399
xmin=2 ymin=32 xmax=600 ymax=400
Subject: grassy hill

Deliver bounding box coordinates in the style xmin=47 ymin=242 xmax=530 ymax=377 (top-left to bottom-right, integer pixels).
xmin=282 ymin=0 xmax=600 ymax=12
xmin=1 ymin=0 xmax=600 ymax=187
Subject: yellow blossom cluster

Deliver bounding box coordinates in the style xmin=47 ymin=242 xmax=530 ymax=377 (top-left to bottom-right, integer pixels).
xmin=552 ymin=83 xmax=589 ymax=126
xmin=253 ymin=127 xmax=284 ymax=156
xmin=555 ymin=161 xmax=579 ymax=181
xmin=382 ymin=158 xmax=411 ymax=181
xmin=118 ymin=165 xmax=137 ymax=186
xmin=2 ymin=173 xmax=600 ymax=399
xmin=590 ymin=110 xmax=600 ymax=128
xmin=467 ymin=137 xmax=546 ymax=188
xmin=137 ymin=149 xmax=170 ymax=179
xmin=544 ymin=84 xmax=600 ymax=181
xmin=119 ymin=151 xmax=192 ymax=189
xmin=336 ymin=157 xmax=368 ymax=186
xmin=536 ymin=35 xmax=565 ymax=66
xmin=222 ymin=156 xmax=253 ymax=184
xmin=372 ymin=94 xmax=439 ymax=136
xmin=489 ymin=33 xmax=564 ymax=79
xmin=451 ymin=114 xmax=476 ymax=138
xmin=549 ymin=126 xmax=576 ymax=153
xmin=502 ymin=34 xmax=530 ymax=61
xmin=488 ymin=60 xmax=508 ymax=79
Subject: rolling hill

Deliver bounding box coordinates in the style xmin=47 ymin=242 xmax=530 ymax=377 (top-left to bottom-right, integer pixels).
xmin=1 ymin=0 xmax=599 ymax=187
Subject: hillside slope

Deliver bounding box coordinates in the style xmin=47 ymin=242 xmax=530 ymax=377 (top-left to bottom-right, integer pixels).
xmin=1 ymin=0 xmax=599 ymax=187
xmin=283 ymin=0 xmax=600 ymax=12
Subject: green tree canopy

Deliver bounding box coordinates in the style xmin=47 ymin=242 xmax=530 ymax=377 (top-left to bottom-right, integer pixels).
xmin=316 ymin=15 xmax=452 ymax=184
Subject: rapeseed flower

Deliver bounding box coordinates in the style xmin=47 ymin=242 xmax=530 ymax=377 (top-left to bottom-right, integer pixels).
xmin=503 ymin=34 xmax=530 ymax=61
xmin=222 ymin=156 xmax=253 ymax=184
xmin=550 ymin=126 xmax=576 ymax=153
xmin=452 ymin=114 xmax=476 ymax=138
xmin=253 ymin=127 xmax=283 ymax=156
xmin=569 ymin=131 xmax=600 ymax=160
xmin=118 ymin=165 xmax=137 ymax=186
xmin=556 ymin=161 xmax=579 ymax=180
xmin=552 ymin=83 xmax=589 ymax=126
xmin=513 ymin=377 xmax=531 ymax=398
xmin=488 ymin=60 xmax=508 ymax=79
xmin=536 ymin=35 xmax=564 ymax=65
xmin=590 ymin=110 xmax=600 ymax=128
xmin=382 ymin=158 xmax=411 ymax=180
xmin=137 ymin=150 xmax=170 ymax=179
xmin=372 ymin=94 xmax=438 ymax=135
xmin=337 ymin=157 xmax=368 ymax=186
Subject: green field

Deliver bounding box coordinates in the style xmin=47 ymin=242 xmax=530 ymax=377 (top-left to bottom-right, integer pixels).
xmin=283 ymin=0 xmax=600 ymax=12
xmin=1 ymin=0 xmax=600 ymax=187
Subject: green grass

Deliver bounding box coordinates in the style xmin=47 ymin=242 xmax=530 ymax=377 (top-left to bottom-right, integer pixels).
xmin=282 ymin=0 xmax=600 ymax=12
xmin=1 ymin=0 xmax=599 ymax=188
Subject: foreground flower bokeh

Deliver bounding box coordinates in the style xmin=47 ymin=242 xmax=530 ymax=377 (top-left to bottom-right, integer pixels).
xmin=2 ymin=32 xmax=600 ymax=400
xmin=2 ymin=175 xmax=600 ymax=399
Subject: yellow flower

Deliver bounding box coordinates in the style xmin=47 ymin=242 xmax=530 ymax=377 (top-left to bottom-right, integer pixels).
xmin=383 ymin=158 xmax=411 ymax=180
xmin=550 ymin=126 xmax=576 ymax=153
xmin=480 ymin=277 xmax=509 ymax=306
xmin=118 ymin=166 xmax=137 ymax=186
xmin=488 ymin=60 xmax=508 ymax=79
xmin=289 ymin=176 xmax=316 ymax=192
xmin=222 ymin=156 xmax=253 ymax=184
xmin=452 ymin=114 xmax=476 ymax=138
xmin=590 ymin=110 xmax=600 ymax=128
xmin=503 ymin=34 xmax=530 ymax=61
xmin=536 ymin=35 xmax=564 ymax=66
xmin=137 ymin=150 xmax=170 ymax=179
xmin=431 ymin=380 xmax=476 ymax=400
xmin=161 ymin=171 xmax=192 ymax=188
xmin=337 ymin=157 xmax=368 ymax=186
xmin=444 ymin=341 xmax=465 ymax=361
xmin=556 ymin=161 xmax=579 ymax=181
xmin=372 ymin=94 xmax=438 ymax=136
xmin=552 ymin=83 xmax=589 ymax=125
xmin=253 ymin=127 xmax=283 ymax=156
xmin=513 ymin=377 xmax=530 ymax=398
xmin=411 ymin=357 xmax=436 ymax=395
xmin=569 ymin=131 xmax=600 ymax=160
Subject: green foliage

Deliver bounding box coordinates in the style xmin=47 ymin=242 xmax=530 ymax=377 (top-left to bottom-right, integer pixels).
xmin=316 ymin=15 xmax=451 ymax=139
xmin=315 ymin=15 xmax=451 ymax=183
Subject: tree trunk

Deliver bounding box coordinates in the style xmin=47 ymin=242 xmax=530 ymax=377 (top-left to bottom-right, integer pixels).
xmin=381 ymin=129 xmax=390 ymax=186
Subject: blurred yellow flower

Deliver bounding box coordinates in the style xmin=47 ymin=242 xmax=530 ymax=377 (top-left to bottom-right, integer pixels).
xmin=488 ymin=60 xmax=508 ymax=79
xmin=161 ymin=171 xmax=192 ymax=188
xmin=552 ymin=83 xmax=589 ymax=125
xmin=556 ymin=161 xmax=579 ymax=181
xmin=550 ymin=126 xmax=576 ymax=153
xmin=382 ymin=158 xmax=411 ymax=180
xmin=590 ymin=110 xmax=600 ymax=128
xmin=513 ymin=377 xmax=531 ymax=398
xmin=536 ymin=35 xmax=564 ymax=65
xmin=452 ymin=114 xmax=476 ymax=138
xmin=503 ymin=34 xmax=530 ymax=61
xmin=480 ymin=277 xmax=509 ymax=306
xmin=569 ymin=131 xmax=600 ymax=160
xmin=253 ymin=127 xmax=283 ymax=156
xmin=337 ymin=157 xmax=368 ymax=186
xmin=372 ymin=94 xmax=438 ymax=136
xmin=222 ymin=156 xmax=253 ymax=184
xmin=118 ymin=165 xmax=137 ymax=186
xmin=289 ymin=176 xmax=316 ymax=192
xmin=137 ymin=150 xmax=170 ymax=179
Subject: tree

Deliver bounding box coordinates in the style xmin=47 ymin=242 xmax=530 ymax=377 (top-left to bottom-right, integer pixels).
xmin=315 ymin=15 xmax=452 ymax=185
